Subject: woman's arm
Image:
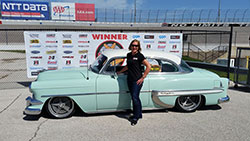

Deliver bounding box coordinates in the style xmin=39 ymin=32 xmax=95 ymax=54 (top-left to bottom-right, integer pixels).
xmin=117 ymin=65 xmax=128 ymax=75
xmin=137 ymin=59 xmax=151 ymax=85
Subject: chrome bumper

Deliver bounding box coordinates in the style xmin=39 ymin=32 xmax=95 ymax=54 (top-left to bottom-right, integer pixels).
xmin=218 ymin=95 xmax=230 ymax=104
xmin=23 ymin=96 xmax=43 ymax=115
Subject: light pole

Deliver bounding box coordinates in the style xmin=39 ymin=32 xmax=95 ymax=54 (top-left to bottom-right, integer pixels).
xmin=218 ymin=0 xmax=221 ymax=22
xmin=134 ymin=0 xmax=136 ymax=23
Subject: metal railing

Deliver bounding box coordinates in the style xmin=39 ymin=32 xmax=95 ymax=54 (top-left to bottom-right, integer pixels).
xmin=2 ymin=8 xmax=250 ymax=23
xmin=183 ymin=42 xmax=228 ymax=62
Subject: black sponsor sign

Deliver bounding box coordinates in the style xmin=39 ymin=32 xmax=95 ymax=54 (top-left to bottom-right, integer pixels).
xmin=144 ymin=35 xmax=154 ymax=39
xmin=170 ymin=35 xmax=180 ymax=39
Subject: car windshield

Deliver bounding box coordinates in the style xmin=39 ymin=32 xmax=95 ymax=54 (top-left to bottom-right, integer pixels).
xmin=180 ymin=60 xmax=193 ymax=72
xmin=91 ymin=54 xmax=108 ymax=73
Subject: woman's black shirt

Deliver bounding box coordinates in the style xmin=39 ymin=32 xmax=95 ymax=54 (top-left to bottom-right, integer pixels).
xmin=127 ymin=52 xmax=145 ymax=81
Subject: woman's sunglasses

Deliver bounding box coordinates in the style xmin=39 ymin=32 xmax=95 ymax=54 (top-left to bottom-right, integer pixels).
xmin=131 ymin=44 xmax=139 ymax=47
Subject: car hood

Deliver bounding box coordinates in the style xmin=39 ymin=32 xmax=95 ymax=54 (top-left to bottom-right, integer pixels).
xmin=36 ymin=67 xmax=90 ymax=81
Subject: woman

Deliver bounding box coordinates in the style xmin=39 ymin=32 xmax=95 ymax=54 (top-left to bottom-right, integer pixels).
xmin=118 ymin=39 xmax=151 ymax=125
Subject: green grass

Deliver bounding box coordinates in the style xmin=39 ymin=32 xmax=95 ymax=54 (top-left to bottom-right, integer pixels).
xmin=182 ymin=56 xmax=202 ymax=62
xmin=0 ymin=50 xmax=25 ymax=53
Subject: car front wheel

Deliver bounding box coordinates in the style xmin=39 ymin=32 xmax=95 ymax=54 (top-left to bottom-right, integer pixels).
xmin=175 ymin=95 xmax=202 ymax=112
xmin=46 ymin=97 xmax=75 ymax=118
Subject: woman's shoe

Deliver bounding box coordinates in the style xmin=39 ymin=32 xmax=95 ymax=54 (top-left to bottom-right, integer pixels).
xmin=129 ymin=117 xmax=138 ymax=126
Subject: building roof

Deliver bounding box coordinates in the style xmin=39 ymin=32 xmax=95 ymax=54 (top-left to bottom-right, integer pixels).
xmin=102 ymin=49 xmax=181 ymax=65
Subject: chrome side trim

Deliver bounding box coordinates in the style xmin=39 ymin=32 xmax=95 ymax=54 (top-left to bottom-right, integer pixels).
xmin=151 ymin=88 xmax=224 ymax=108
xmin=152 ymin=91 xmax=175 ymax=108
xmin=153 ymin=88 xmax=224 ymax=97
xmin=218 ymin=95 xmax=230 ymax=104
xmin=41 ymin=88 xmax=223 ymax=98
xmin=41 ymin=91 xmax=151 ymax=98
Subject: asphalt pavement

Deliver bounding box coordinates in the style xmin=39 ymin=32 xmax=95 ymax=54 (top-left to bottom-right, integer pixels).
xmin=0 ymin=86 xmax=250 ymax=141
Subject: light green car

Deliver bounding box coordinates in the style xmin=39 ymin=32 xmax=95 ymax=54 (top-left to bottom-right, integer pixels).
xmin=24 ymin=50 xmax=229 ymax=118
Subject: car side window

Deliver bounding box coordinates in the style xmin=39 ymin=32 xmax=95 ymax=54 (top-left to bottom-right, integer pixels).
xmin=105 ymin=57 xmax=127 ymax=73
xmin=147 ymin=58 xmax=179 ymax=73
xmin=147 ymin=58 xmax=161 ymax=72
xmin=160 ymin=60 xmax=179 ymax=72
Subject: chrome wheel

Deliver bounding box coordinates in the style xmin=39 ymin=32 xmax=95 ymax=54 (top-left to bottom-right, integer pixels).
xmin=176 ymin=95 xmax=202 ymax=112
xmin=47 ymin=97 xmax=75 ymax=118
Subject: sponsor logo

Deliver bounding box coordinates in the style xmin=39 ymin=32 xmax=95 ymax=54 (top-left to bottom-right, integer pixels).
xmin=48 ymin=56 xmax=55 ymax=60
xmin=66 ymin=60 xmax=71 ymax=65
xmin=46 ymin=41 xmax=57 ymax=43
xmin=30 ymin=39 xmax=39 ymax=44
xmin=46 ymin=50 xmax=56 ymax=54
xmin=79 ymin=50 xmax=88 ymax=54
xmin=132 ymin=35 xmax=140 ymax=39
xmin=146 ymin=44 xmax=151 ymax=49
xmin=95 ymin=40 xmax=123 ymax=58
xmin=64 ymin=50 xmax=73 ymax=54
xmin=63 ymin=40 xmax=72 ymax=44
xmin=48 ymin=67 xmax=58 ymax=70
xmin=31 ymin=50 xmax=40 ymax=54
xmin=46 ymin=34 xmax=55 ymax=38
xmin=78 ymin=45 xmax=89 ymax=47
xmin=170 ymin=50 xmax=180 ymax=53
xmin=62 ymin=56 xmax=74 ymax=58
xmin=92 ymin=34 xmax=127 ymax=40
xmin=62 ymin=67 xmax=73 ymax=69
xmin=30 ymin=56 xmax=42 ymax=59
xmin=62 ymin=34 xmax=72 ymax=38
xmin=31 ymin=71 xmax=39 ymax=76
xmin=169 ymin=41 xmax=181 ymax=43
xmin=143 ymin=41 xmax=154 ymax=43
xmin=63 ymin=45 xmax=73 ymax=48
xmin=159 ymin=35 xmax=166 ymax=39
xmin=29 ymin=34 xmax=39 ymax=38
xmin=30 ymin=45 xmax=41 ymax=48
xmin=80 ymin=60 xmax=88 ymax=64
xmin=53 ymin=5 xmax=69 ymax=15
xmin=80 ymin=55 xmax=87 ymax=59
xmin=79 ymin=34 xmax=88 ymax=38
xmin=33 ymin=60 xmax=39 ymax=65
xmin=2 ymin=2 xmax=48 ymax=11
xmin=144 ymin=35 xmax=154 ymax=39
xmin=170 ymin=35 xmax=180 ymax=39
xmin=172 ymin=45 xmax=177 ymax=49
xmin=158 ymin=45 xmax=166 ymax=49
xmin=78 ymin=41 xmax=89 ymax=43
xmin=158 ymin=41 xmax=166 ymax=44
xmin=47 ymin=61 xmax=57 ymax=65
xmin=30 ymin=67 xmax=43 ymax=70
xmin=46 ymin=45 xmax=57 ymax=48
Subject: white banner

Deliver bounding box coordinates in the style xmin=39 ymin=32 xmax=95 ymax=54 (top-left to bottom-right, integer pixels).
xmin=51 ymin=2 xmax=75 ymax=20
xmin=24 ymin=31 xmax=182 ymax=78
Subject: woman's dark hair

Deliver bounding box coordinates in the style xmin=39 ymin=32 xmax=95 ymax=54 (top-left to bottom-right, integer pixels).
xmin=128 ymin=39 xmax=141 ymax=51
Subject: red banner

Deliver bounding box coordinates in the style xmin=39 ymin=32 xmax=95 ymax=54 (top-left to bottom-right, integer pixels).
xmin=75 ymin=3 xmax=95 ymax=21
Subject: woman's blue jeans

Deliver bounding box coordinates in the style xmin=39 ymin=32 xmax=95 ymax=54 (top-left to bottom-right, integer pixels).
xmin=127 ymin=80 xmax=143 ymax=119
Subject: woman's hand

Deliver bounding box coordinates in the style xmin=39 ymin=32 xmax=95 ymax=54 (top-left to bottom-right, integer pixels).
xmin=136 ymin=59 xmax=151 ymax=85
xmin=136 ymin=77 xmax=144 ymax=85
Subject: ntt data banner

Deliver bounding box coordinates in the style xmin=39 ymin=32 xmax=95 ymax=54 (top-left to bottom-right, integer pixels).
xmin=1 ymin=0 xmax=50 ymax=20
xmin=24 ymin=31 xmax=182 ymax=78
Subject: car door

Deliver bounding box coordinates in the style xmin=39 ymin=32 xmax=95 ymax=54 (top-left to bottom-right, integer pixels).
xmin=147 ymin=58 xmax=182 ymax=106
xmin=96 ymin=57 xmax=149 ymax=110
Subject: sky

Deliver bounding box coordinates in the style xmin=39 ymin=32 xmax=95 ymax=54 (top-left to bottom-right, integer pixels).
xmin=5 ymin=0 xmax=250 ymax=10
xmin=48 ymin=0 xmax=250 ymax=10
